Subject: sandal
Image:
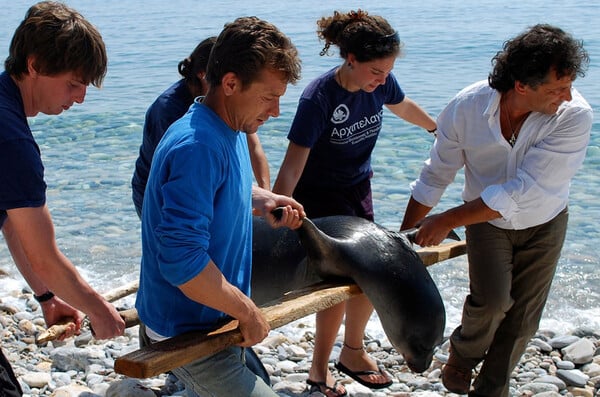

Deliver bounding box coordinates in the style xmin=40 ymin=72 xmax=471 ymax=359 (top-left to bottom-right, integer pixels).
xmin=335 ymin=360 xmax=393 ymax=389
xmin=307 ymin=378 xmax=347 ymax=397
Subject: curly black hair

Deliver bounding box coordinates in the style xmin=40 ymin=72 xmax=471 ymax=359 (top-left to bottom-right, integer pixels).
xmin=489 ymin=24 xmax=589 ymax=92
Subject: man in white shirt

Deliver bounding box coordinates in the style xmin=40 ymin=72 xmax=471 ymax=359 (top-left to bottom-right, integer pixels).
xmin=400 ymin=24 xmax=592 ymax=397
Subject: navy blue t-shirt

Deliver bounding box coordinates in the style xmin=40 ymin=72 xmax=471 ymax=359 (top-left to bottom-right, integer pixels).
xmin=289 ymin=67 xmax=405 ymax=188
xmin=131 ymin=79 xmax=194 ymax=216
xmin=0 ymin=71 xmax=46 ymax=228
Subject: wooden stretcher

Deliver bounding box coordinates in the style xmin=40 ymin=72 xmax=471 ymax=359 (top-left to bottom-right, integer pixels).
xmin=112 ymin=240 xmax=467 ymax=378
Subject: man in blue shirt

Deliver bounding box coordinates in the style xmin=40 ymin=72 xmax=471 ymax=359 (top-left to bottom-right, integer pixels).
xmin=0 ymin=2 xmax=126 ymax=395
xmin=135 ymin=16 xmax=305 ymax=396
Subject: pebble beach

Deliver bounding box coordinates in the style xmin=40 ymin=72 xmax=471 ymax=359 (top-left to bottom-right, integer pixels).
xmin=1 ymin=287 xmax=599 ymax=397
xmin=1 ymin=1 xmax=599 ymax=397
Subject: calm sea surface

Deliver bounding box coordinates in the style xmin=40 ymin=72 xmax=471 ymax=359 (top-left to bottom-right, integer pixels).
xmin=1 ymin=0 xmax=599 ymax=334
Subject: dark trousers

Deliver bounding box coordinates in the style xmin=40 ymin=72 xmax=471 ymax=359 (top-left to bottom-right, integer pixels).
xmin=0 ymin=347 xmax=22 ymax=397
xmin=450 ymin=209 xmax=568 ymax=397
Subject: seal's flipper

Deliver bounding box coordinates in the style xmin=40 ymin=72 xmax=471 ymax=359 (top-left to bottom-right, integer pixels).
xmin=296 ymin=218 xmax=353 ymax=280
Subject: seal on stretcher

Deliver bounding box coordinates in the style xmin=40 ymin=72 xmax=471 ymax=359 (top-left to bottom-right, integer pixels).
xmin=251 ymin=215 xmax=447 ymax=373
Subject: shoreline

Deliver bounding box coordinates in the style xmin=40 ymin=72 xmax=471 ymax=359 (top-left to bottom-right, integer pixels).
xmin=1 ymin=288 xmax=599 ymax=396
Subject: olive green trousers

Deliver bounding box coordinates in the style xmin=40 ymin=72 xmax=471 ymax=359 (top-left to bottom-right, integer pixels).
xmin=450 ymin=208 xmax=568 ymax=397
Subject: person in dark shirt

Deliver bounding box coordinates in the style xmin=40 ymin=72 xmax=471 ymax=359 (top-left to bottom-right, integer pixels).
xmin=0 ymin=2 xmax=126 ymax=395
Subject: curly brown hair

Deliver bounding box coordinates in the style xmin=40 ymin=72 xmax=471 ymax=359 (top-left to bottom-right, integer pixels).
xmin=317 ymin=9 xmax=401 ymax=62
xmin=488 ymin=24 xmax=589 ymax=92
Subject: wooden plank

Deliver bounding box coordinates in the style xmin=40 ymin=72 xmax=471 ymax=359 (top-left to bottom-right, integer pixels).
xmin=114 ymin=283 xmax=361 ymax=378
xmin=419 ymin=240 xmax=467 ymax=266
xmin=114 ymin=240 xmax=466 ymax=378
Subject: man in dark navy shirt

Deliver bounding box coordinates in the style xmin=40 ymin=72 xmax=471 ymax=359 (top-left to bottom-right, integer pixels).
xmin=0 ymin=2 xmax=125 ymax=394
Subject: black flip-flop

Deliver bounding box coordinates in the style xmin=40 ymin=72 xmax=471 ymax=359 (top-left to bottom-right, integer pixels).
xmin=335 ymin=361 xmax=393 ymax=389
xmin=307 ymin=379 xmax=347 ymax=397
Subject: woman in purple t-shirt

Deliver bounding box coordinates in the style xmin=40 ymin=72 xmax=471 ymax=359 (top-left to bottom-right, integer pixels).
xmin=273 ymin=9 xmax=437 ymax=396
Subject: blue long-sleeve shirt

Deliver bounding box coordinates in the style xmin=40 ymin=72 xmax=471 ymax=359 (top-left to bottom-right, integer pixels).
xmin=135 ymin=100 xmax=253 ymax=337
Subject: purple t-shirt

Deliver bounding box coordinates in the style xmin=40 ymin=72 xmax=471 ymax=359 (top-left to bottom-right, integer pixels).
xmin=0 ymin=71 xmax=46 ymax=228
xmin=289 ymin=67 xmax=405 ymax=188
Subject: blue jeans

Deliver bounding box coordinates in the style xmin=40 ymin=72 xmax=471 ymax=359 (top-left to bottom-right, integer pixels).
xmin=138 ymin=324 xmax=272 ymax=397
xmin=172 ymin=346 xmax=277 ymax=397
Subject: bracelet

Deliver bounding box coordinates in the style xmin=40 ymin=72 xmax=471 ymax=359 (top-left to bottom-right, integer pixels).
xmin=427 ymin=127 xmax=437 ymax=134
xmin=34 ymin=291 xmax=55 ymax=303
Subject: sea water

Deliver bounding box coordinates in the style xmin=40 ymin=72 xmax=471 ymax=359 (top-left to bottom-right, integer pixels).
xmin=1 ymin=0 xmax=599 ymax=335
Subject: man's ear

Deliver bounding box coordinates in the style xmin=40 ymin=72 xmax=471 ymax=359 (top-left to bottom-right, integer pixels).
xmin=221 ymin=72 xmax=239 ymax=96
xmin=27 ymin=56 xmax=38 ymax=77
xmin=514 ymin=80 xmax=527 ymax=95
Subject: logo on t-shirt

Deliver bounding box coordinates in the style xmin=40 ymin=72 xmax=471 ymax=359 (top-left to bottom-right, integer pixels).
xmin=331 ymin=104 xmax=350 ymax=124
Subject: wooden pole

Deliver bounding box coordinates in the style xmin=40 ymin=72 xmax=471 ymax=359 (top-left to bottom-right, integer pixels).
xmin=101 ymin=280 xmax=140 ymax=303
xmin=35 ymin=280 xmax=140 ymax=344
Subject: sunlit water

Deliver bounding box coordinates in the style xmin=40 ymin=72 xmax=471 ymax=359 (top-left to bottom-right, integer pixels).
xmin=1 ymin=0 xmax=599 ymax=335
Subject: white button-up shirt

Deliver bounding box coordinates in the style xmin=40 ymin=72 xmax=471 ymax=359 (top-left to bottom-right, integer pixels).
xmin=411 ymin=80 xmax=592 ymax=230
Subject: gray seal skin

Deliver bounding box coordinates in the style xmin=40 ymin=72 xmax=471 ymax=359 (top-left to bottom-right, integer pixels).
xmin=250 ymin=215 xmax=446 ymax=373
